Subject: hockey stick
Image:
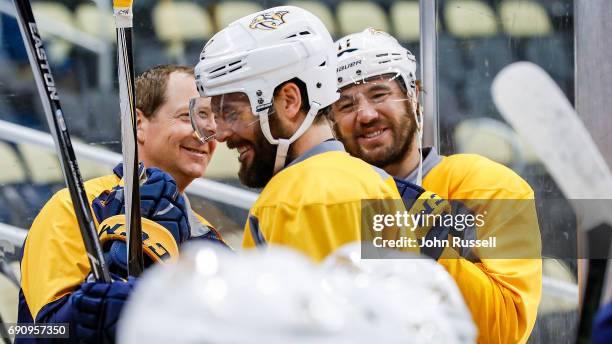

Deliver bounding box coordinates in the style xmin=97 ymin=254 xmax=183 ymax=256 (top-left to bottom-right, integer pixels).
xmin=0 ymin=242 xmax=15 ymax=344
xmin=0 ymin=312 xmax=10 ymax=344
xmin=0 ymin=240 xmax=18 ymax=288
xmin=113 ymin=0 xmax=143 ymax=277
xmin=11 ymin=0 xmax=110 ymax=282
xmin=492 ymin=61 xmax=612 ymax=343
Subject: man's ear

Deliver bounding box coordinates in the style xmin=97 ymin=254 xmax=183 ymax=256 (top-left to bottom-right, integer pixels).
xmin=274 ymin=82 xmax=302 ymax=123
xmin=136 ymin=109 xmax=147 ymax=144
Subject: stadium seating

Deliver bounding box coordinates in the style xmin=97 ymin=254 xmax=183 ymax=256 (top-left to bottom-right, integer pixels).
xmin=437 ymin=79 xmax=462 ymax=126
xmin=390 ymin=1 xmax=420 ymax=43
xmin=462 ymin=68 xmax=497 ymax=118
xmin=74 ymin=3 xmax=115 ymax=42
xmin=213 ymin=1 xmax=264 ymax=30
xmin=0 ymin=141 xmax=43 ymax=227
xmin=152 ymin=1 xmax=214 ymax=62
xmin=286 ymin=1 xmax=337 ymax=36
xmin=499 ymin=0 xmax=553 ymax=38
xmin=524 ymin=33 xmax=572 ymax=80
xmin=70 ymin=138 xmax=111 ymax=181
xmin=31 ymin=1 xmax=75 ymax=65
xmin=438 ymin=35 xmax=467 ymax=83
xmin=454 ymin=117 xmax=526 ymax=172
xmin=444 ymin=0 xmax=498 ymax=38
xmin=0 ymin=141 xmax=27 ymax=186
xmin=17 ymin=143 xmax=63 ymax=185
xmin=463 ymin=35 xmax=515 ymax=76
xmin=78 ymin=89 xmax=121 ymax=147
xmin=336 ymin=1 xmax=389 ymax=36
xmin=133 ymin=37 xmax=170 ymax=73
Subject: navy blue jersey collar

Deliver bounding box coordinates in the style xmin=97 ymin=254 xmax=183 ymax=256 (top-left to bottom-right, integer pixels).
xmin=403 ymin=147 xmax=443 ymax=183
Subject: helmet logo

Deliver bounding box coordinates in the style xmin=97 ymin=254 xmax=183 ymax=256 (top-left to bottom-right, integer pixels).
xmin=249 ymin=10 xmax=289 ymax=30
xmin=367 ymin=27 xmax=390 ymax=37
xmin=337 ymin=60 xmax=362 ymax=73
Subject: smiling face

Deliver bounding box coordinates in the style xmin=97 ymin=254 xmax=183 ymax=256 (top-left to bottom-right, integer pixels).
xmin=211 ymin=92 xmax=282 ymax=188
xmin=137 ymin=71 xmax=217 ymax=191
xmin=331 ymin=76 xmax=417 ymax=170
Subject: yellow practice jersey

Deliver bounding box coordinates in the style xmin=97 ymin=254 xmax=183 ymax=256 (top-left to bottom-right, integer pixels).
xmin=19 ymin=173 xmax=220 ymax=321
xmin=406 ymin=148 xmax=542 ymax=344
xmin=242 ymin=140 xmax=413 ymax=262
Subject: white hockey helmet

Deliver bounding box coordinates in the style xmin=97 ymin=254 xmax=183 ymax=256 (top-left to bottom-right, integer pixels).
xmin=194 ymin=6 xmax=338 ymax=173
xmin=335 ymin=28 xmax=417 ymax=92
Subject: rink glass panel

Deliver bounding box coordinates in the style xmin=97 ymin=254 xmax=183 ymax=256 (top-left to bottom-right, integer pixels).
xmin=435 ymin=1 xmax=577 ymax=343
xmin=0 ymin=0 xmax=577 ymax=342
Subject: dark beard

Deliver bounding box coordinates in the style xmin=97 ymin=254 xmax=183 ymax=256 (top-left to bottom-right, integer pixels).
xmin=336 ymin=105 xmax=417 ymax=169
xmin=365 ymin=114 xmax=416 ymax=168
xmin=237 ymin=115 xmax=293 ymax=189
xmin=238 ymin=126 xmax=276 ymax=188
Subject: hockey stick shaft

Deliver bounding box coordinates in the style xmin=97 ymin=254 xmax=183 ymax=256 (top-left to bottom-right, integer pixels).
xmin=11 ymin=0 xmax=110 ymax=282
xmin=0 ymin=260 xmax=18 ymax=288
xmin=114 ymin=0 xmax=143 ymax=277
xmin=0 ymin=312 xmax=10 ymax=344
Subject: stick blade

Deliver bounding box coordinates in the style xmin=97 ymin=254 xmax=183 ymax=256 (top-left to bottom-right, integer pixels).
xmin=492 ymin=62 xmax=612 ymax=200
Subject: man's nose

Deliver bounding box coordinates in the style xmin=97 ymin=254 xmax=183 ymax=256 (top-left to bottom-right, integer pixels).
xmin=355 ymin=99 xmax=379 ymax=124
xmin=202 ymin=116 xmax=217 ymax=139
xmin=214 ymin=122 xmax=233 ymax=142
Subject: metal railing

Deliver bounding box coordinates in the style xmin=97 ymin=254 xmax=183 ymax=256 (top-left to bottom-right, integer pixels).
xmin=0 ymin=0 xmax=113 ymax=89
xmin=0 ymin=119 xmax=258 ymax=209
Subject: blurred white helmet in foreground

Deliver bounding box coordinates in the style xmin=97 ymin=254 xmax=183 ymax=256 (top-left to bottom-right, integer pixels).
xmin=321 ymin=242 xmax=477 ymax=344
xmin=118 ymin=242 xmax=476 ymax=343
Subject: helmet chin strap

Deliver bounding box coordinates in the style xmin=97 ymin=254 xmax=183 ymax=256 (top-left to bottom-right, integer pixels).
xmin=259 ymin=102 xmax=322 ymax=174
xmin=414 ymin=103 xmax=424 ymax=186
xmin=406 ymin=84 xmax=423 ymax=186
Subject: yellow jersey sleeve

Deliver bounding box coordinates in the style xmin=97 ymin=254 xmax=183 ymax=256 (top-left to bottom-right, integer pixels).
xmin=425 ymin=154 xmax=542 ymax=344
xmin=20 ymin=174 xmax=118 ymax=319
xmin=20 ymin=173 xmax=226 ymax=320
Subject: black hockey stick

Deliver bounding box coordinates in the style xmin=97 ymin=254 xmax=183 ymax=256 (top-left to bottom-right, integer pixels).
xmin=0 ymin=242 xmax=15 ymax=344
xmin=492 ymin=62 xmax=612 ymax=343
xmin=113 ymin=0 xmax=143 ymax=277
xmin=11 ymin=0 xmax=111 ymax=282
xmin=0 ymin=312 xmax=10 ymax=344
xmin=0 ymin=240 xmax=18 ymax=288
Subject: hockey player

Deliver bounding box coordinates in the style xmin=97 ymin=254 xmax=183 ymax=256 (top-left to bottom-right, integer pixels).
xmin=190 ymin=7 xmax=434 ymax=261
xmin=331 ymin=28 xmax=542 ymax=344
xmin=17 ymin=65 xmax=224 ymax=343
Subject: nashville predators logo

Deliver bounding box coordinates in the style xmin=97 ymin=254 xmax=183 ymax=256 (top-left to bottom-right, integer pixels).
xmin=249 ymin=10 xmax=289 ymax=30
xmin=367 ymin=27 xmax=390 ymax=37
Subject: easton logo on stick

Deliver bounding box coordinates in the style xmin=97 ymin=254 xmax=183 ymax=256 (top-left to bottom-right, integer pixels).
xmin=249 ymin=10 xmax=289 ymax=30
xmin=28 ymin=23 xmax=58 ymax=100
